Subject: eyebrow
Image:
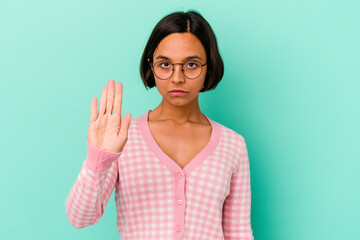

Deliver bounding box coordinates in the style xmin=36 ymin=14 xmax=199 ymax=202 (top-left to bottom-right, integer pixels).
xmin=155 ymin=55 xmax=202 ymax=61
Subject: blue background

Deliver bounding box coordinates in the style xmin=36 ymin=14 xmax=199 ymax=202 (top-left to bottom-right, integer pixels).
xmin=1 ymin=0 xmax=359 ymax=239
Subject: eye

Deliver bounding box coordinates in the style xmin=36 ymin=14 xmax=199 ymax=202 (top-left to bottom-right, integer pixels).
xmin=187 ymin=61 xmax=199 ymax=68
xmin=160 ymin=61 xmax=171 ymax=68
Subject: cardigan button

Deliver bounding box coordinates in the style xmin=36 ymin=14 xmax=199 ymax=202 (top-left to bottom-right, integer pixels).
xmin=176 ymin=226 xmax=181 ymax=232
xmin=178 ymin=172 xmax=183 ymax=178
xmin=177 ymin=199 xmax=183 ymax=205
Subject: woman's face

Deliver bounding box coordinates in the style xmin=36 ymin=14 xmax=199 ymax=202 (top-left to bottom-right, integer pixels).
xmin=149 ymin=32 xmax=207 ymax=107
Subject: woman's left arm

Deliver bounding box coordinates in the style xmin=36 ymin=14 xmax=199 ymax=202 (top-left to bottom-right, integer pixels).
xmin=222 ymin=136 xmax=254 ymax=240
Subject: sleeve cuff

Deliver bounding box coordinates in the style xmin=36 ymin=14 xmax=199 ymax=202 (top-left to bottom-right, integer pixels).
xmin=85 ymin=140 xmax=122 ymax=173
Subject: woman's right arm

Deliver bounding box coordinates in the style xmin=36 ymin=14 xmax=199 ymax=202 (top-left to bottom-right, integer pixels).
xmin=65 ymin=79 xmax=131 ymax=228
xmin=65 ymin=141 xmax=122 ymax=228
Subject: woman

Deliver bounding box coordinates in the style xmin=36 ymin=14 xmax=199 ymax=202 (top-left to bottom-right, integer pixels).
xmin=65 ymin=10 xmax=254 ymax=240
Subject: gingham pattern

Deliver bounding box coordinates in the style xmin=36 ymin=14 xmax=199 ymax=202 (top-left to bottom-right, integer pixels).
xmin=65 ymin=110 xmax=254 ymax=240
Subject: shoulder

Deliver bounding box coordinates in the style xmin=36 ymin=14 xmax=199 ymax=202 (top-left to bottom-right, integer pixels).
xmin=213 ymin=121 xmax=249 ymax=172
xmin=211 ymin=120 xmax=248 ymax=162
xmin=213 ymin=120 xmax=246 ymax=147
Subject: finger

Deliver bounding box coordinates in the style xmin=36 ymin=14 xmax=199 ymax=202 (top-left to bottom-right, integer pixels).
xmin=106 ymin=79 xmax=115 ymax=115
xmin=119 ymin=113 xmax=132 ymax=138
xmin=113 ymin=82 xmax=123 ymax=117
xmin=90 ymin=97 xmax=97 ymax=121
xmin=119 ymin=113 xmax=131 ymax=143
xmin=99 ymin=85 xmax=108 ymax=115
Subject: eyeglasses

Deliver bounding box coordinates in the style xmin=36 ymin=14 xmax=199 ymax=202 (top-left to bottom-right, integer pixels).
xmin=150 ymin=60 xmax=207 ymax=80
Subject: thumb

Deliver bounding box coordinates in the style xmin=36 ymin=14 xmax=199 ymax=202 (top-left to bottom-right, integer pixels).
xmin=119 ymin=113 xmax=132 ymax=138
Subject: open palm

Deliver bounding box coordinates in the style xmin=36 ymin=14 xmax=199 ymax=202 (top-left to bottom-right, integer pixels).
xmin=87 ymin=79 xmax=131 ymax=153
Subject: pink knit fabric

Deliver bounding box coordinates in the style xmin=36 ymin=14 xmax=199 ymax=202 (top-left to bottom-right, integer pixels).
xmin=65 ymin=109 xmax=254 ymax=240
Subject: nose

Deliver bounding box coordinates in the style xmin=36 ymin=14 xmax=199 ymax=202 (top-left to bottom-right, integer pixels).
xmin=171 ymin=64 xmax=185 ymax=83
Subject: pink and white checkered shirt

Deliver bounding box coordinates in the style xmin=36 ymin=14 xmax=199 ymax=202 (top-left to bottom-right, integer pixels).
xmin=65 ymin=109 xmax=254 ymax=240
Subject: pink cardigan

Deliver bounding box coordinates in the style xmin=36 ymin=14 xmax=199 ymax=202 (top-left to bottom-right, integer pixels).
xmin=65 ymin=109 xmax=254 ymax=240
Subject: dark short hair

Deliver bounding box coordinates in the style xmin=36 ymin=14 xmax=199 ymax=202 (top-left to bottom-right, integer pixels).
xmin=140 ymin=10 xmax=224 ymax=92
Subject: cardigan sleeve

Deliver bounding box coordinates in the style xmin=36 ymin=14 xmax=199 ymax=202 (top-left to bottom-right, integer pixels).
xmin=65 ymin=140 xmax=122 ymax=228
xmin=222 ymin=136 xmax=254 ymax=240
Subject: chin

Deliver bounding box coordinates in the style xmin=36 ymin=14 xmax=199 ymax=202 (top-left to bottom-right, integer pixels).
xmin=170 ymin=100 xmax=188 ymax=105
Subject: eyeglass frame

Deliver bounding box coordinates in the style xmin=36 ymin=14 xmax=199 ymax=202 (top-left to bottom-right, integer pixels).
xmin=149 ymin=59 xmax=208 ymax=80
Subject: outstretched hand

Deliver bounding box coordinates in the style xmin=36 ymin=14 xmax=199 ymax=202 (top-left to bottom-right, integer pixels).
xmin=87 ymin=79 xmax=131 ymax=153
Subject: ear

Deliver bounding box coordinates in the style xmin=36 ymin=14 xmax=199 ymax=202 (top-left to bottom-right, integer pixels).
xmin=148 ymin=59 xmax=154 ymax=72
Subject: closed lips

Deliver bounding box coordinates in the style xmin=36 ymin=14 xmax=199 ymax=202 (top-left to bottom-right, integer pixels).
xmin=170 ymin=89 xmax=187 ymax=92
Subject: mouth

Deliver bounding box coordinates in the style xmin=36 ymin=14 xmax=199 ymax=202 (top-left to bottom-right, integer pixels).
xmin=169 ymin=90 xmax=188 ymax=96
xmin=169 ymin=89 xmax=187 ymax=93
